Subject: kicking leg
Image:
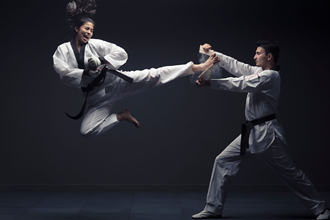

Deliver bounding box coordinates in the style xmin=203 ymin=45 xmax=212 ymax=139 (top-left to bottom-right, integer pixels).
xmin=104 ymin=55 xmax=220 ymax=101
xmin=191 ymin=53 xmax=220 ymax=72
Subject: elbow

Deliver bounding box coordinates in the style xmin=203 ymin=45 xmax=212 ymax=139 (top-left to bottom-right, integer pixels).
xmin=59 ymin=75 xmax=82 ymax=88
xmin=119 ymin=52 xmax=128 ymax=64
xmin=59 ymin=75 xmax=66 ymax=84
xmin=57 ymin=74 xmax=69 ymax=86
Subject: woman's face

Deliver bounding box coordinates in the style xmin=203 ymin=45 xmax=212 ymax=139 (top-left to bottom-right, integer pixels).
xmin=75 ymin=21 xmax=94 ymax=45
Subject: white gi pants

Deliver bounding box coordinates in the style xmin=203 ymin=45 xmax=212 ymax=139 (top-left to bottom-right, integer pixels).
xmin=80 ymin=62 xmax=194 ymax=139
xmin=204 ymin=135 xmax=327 ymax=216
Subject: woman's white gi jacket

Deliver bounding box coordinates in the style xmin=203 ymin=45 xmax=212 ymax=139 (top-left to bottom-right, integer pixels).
xmin=53 ymin=39 xmax=128 ymax=89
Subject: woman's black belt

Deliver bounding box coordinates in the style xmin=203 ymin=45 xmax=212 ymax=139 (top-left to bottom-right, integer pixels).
xmin=65 ymin=67 xmax=133 ymax=120
xmin=65 ymin=66 xmax=108 ymax=120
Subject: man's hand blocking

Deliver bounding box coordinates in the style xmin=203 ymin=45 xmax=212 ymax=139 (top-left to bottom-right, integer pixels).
xmin=196 ymin=78 xmax=210 ymax=88
xmin=202 ymin=43 xmax=213 ymax=53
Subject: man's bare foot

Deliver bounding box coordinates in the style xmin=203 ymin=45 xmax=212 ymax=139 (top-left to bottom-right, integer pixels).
xmin=191 ymin=53 xmax=220 ymax=72
xmin=117 ymin=108 xmax=140 ymax=128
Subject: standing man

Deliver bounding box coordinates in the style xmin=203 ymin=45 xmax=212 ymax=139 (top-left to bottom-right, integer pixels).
xmin=192 ymin=40 xmax=329 ymax=220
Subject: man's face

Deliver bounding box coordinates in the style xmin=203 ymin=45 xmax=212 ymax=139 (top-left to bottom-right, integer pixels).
xmin=254 ymin=47 xmax=269 ymax=68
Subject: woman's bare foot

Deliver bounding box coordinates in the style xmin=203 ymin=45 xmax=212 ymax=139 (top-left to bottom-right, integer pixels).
xmin=117 ymin=108 xmax=140 ymax=128
xmin=191 ymin=53 xmax=220 ymax=72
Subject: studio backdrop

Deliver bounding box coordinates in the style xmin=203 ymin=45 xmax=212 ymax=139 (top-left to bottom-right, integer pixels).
xmin=1 ymin=0 xmax=329 ymax=191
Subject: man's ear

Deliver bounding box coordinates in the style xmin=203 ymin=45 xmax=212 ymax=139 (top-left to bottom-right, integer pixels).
xmin=267 ymin=53 xmax=273 ymax=61
xmin=75 ymin=26 xmax=79 ymax=33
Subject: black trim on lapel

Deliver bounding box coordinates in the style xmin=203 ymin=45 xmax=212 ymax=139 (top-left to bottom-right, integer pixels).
xmin=70 ymin=39 xmax=87 ymax=69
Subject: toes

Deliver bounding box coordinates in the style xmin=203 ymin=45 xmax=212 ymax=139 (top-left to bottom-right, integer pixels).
xmin=133 ymin=118 xmax=140 ymax=128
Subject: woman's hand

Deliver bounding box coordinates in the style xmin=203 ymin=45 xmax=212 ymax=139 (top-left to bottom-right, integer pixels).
xmin=88 ymin=57 xmax=101 ymax=70
xmin=83 ymin=67 xmax=101 ymax=78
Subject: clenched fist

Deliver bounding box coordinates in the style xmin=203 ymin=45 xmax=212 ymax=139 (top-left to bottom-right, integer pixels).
xmin=88 ymin=57 xmax=101 ymax=70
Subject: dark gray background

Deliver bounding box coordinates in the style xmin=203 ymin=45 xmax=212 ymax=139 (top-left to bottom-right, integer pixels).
xmin=1 ymin=0 xmax=329 ymax=190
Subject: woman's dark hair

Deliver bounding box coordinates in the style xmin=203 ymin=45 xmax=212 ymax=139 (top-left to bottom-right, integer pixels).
xmin=66 ymin=0 xmax=97 ymax=34
xmin=256 ymin=39 xmax=280 ymax=64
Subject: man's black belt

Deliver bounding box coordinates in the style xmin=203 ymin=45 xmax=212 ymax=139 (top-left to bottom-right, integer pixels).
xmin=65 ymin=67 xmax=133 ymax=120
xmin=240 ymin=114 xmax=276 ymax=155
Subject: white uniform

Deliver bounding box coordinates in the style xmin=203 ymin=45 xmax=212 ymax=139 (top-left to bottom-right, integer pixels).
xmin=53 ymin=39 xmax=194 ymax=139
xmin=203 ymin=52 xmax=327 ymax=216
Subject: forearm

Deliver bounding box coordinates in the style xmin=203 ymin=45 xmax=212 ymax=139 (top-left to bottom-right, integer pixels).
xmin=215 ymin=52 xmax=258 ymax=77
xmin=209 ymin=72 xmax=271 ymax=93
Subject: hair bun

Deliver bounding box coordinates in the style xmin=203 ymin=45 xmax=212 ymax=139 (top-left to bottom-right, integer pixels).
xmin=67 ymin=0 xmax=96 ymax=22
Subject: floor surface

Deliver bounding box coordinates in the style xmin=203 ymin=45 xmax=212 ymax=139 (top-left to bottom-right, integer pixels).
xmin=1 ymin=191 xmax=329 ymax=220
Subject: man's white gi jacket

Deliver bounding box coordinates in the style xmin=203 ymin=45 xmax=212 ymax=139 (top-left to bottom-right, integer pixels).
xmin=210 ymin=52 xmax=287 ymax=153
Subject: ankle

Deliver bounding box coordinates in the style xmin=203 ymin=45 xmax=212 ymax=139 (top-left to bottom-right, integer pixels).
xmin=192 ymin=63 xmax=205 ymax=73
xmin=116 ymin=110 xmax=127 ymax=122
xmin=116 ymin=112 xmax=123 ymax=122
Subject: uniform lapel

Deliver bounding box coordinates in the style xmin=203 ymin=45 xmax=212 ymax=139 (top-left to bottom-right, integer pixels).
xmin=70 ymin=39 xmax=87 ymax=69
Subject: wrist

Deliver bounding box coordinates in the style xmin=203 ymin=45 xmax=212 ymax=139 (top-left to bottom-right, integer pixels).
xmin=98 ymin=57 xmax=106 ymax=65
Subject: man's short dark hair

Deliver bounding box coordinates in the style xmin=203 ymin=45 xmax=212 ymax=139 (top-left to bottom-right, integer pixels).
xmin=256 ymin=39 xmax=280 ymax=64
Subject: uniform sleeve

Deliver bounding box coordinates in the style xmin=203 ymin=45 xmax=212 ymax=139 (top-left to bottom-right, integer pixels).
xmin=216 ymin=52 xmax=260 ymax=77
xmin=89 ymin=39 xmax=128 ymax=70
xmin=53 ymin=45 xmax=83 ymax=89
xmin=210 ymin=70 xmax=279 ymax=93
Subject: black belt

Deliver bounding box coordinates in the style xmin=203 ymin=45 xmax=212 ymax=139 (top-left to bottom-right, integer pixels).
xmin=65 ymin=66 xmax=108 ymax=120
xmin=65 ymin=67 xmax=133 ymax=120
xmin=240 ymin=114 xmax=276 ymax=155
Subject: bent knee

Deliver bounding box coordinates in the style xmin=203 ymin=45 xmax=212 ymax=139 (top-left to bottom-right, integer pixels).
xmin=215 ymin=153 xmax=233 ymax=165
xmin=80 ymin=129 xmax=98 ymax=140
xmin=215 ymin=155 xmax=225 ymax=163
